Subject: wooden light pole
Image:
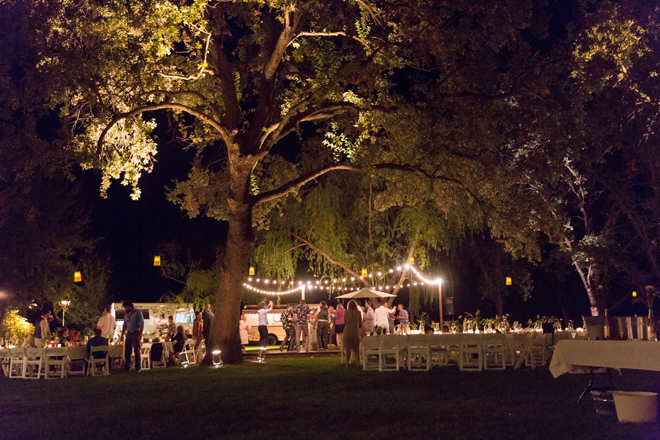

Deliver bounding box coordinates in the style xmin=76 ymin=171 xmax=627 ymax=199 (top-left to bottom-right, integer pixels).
xmin=437 ymin=280 xmax=443 ymax=330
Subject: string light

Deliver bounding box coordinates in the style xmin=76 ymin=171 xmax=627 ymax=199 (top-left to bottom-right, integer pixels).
xmin=242 ymin=283 xmax=304 ymax=296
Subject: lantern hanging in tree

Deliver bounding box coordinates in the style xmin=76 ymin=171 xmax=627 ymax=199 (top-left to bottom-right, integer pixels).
xmin=74 ymin=271 xmax=82 ymax=283
xmin=153 ymin=256 xmax=161 ymax=266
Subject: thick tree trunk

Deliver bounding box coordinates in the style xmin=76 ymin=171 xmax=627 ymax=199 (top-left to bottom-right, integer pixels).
xmin=204 ymin=157 xmax=256 ymax=364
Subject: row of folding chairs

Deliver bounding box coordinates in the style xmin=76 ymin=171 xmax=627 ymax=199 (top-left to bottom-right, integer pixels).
xmin=4 ymin=347 xmax=112 ymax=379
xmin=358 ymin=333 xmax=548 ymax=372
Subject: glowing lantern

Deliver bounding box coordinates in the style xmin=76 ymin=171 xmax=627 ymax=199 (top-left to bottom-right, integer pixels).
xmin=409 ymin=257 xmax=415 ymax=265
xmin=506 ymin=277 xmax=512 ymax=286
xmin=74 ymin=271 xmax=82 ymax=283
xmin=153 ymin=256 xmax=161 ymax=266
xmin=249 ymin=267 xmax=255 ymax=276
xmin=632 ymin=291 xmax=637 ymax=298
xmin=361 ymin=269 xmax=367 ymax=277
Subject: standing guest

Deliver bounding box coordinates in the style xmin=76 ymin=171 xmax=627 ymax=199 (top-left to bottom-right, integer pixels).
xmin=33 ymin=310 xmax=52 ymax=348
xmin=375 ymin=301 xmax=396 ymax=334
xmin=363 ymin=301 xmax=375 ymax=334
xmin=97 ymin=304 xmax=117 ymax=340
xmin=202 ymin=304 xmax=214 ymax=349
xmin=342 ymin=300 xmax=362 ymax=367
xmin=257 ymin=300 xmax=273 ymax=348
xmin=328 ymin=306 xmax=336 ymax=349
xmin=121 ymin=301 xmax=144 ymax=372
xmin=57 ymin=327 xmax=70 ymax=347
xmin=87 ymin=328 xmax=109 ymax=359
xmin=167 ymin=316 xmax=176 ymax=341
xmin=279 ymin=305 xmax=294 ymax=352
xmin=293 ymin=300 xmax=312 ymax=352
xmin=334 ymin=303 xmax=345 ymax=349
xmin=239 ymin=314 xmax=250 ymax=353
xmin=193 ymin=312 xmax=204 ymax=361
xmin=169 ymin=325 xmax=186 ymax=364
xmin=396 ymin=304 xmax=410 ymax=331
xmin=308 ymin=309 xmax=318 ymax=350
xmin=316 ymin=301 xmax=330 ymax=350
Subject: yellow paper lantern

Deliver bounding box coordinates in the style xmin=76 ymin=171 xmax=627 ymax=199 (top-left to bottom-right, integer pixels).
xmin=506 ymin=277 xmax=512 ymax=286
xmin=632 ymin=291 xmax=637 ymax=298
xmin=249 ymin=267 xmax=255 ymax=276
xmin=409 ymin=257 xmax=415 ymax=265
xmin=361 ymin=268 xmax=367 ymax=277
xmin=74 ymin=271 xmax=82 ymax=283
xmin=153 ymin=256 xmax=161 ymax=266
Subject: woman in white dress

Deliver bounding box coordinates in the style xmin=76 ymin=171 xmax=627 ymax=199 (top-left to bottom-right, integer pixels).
xmin=239 ymin=314 xmax=250 ymax=353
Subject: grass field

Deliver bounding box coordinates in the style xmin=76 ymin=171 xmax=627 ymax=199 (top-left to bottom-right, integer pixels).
xmin=1 ymin=358 xmax=658 ymax=440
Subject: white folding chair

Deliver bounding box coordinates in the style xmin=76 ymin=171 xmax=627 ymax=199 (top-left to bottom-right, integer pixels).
xmin=9 ymin=348 xmax=27 ymax=379
xmin=360 ymin=336 xmax=380 ymax=371
xmin=482 ymin=334 xmax=506 ymax=370
xmin=527 ymin=333 xmax=548 ymax=368
xmin=459 ymin=334 xmax=483 ymax=371
xmin=140 ymin=343 xmax=152 ymax=370
xmin=407 ymin=334 xmax=430 ymax=372
xmin=507 ymin=333 xmax=526 ymax=367
xmin=44 ymin=348 xmax=68 ymax=379
xmin=428 ymin=334 xmax=452 ymax=368
xmin=379 ymin=335 xmax=403 ymax=371
xmin=88 ymin=346 xmax=110 ymax=376
xmin=185 ymin=340 xmax=196 ymax=365
xmin=24 ymin=348 xmax=44 ymax=379
xmin=195 ymin=340 xmax=206 ymax=363
xmin=1 ymin=350 xmax=11 ymax=377
xmin=67 ymin=346 xmax=87 ymax=376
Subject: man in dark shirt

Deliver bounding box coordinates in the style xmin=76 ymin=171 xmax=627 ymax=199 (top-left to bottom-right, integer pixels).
xmin=316 ymin=301 xmax=330 ymax=350
xmin=279 ymin=305 xmax=295 ymax=352
xmin=202 ymin=303 xmax=214 ymax=349
xmin=87 ymin=328 xmax=109 ymax=359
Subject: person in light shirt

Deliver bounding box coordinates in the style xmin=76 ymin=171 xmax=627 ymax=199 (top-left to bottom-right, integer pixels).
xmin=96 ymin=304 xmax=117 ymax=339
xmin=374 ymin=302 xmax=396 ymax=333
xmin=257 ymin=300 xmax=273 ymax=348
xmin=33 ymin=310 xmax=52 ymax=348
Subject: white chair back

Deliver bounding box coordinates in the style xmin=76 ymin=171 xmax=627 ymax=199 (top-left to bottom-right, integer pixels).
xmin=44 ymin=348 xmax=68 ymax=379
xmin=88 ymin=346 xmax=110 ymax=376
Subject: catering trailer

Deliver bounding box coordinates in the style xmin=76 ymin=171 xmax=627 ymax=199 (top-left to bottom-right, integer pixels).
xmin=111 ymin=303 xmax=195 ymax=341
xmin=242 ymin=303 xmax=320 ymax=346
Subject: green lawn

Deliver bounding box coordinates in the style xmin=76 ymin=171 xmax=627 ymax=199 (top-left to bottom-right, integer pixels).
xmin=0 ymin=359 xmax=658 ymax=440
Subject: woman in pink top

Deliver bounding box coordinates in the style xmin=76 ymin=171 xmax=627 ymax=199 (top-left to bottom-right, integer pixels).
xmin=334 ymin=303 xmax=345 ymax=349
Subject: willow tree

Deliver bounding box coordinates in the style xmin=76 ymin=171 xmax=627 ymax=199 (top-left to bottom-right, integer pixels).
xmin=27 ymin=0 xmax=543 ymax=362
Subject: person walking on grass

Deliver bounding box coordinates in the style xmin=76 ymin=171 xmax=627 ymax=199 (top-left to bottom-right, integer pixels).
xmin=280 ymin=304 xmax=295 ymax=352
xmin=121 ymin=301 xmax=144 ymax=372
xmin=363 ymin=301 xmax=375 ymax=334
xmin=334 ymin=303 xmax=345 ymax=349
xmin=316 ymin=301 xmax=330 ymax=350
xmin=240 ymin=314 xmax=250 ymax=353
xmin=257 ymin=300 xmax=273 ymax=348
xmin=293 ymin=300 xmax=312 ymax=352
xmin=342 ymin=300 xmax=362 ymax=368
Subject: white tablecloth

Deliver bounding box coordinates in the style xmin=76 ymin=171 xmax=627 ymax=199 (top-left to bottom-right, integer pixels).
xmin=549 ymin=340 xmax=660 ymax=378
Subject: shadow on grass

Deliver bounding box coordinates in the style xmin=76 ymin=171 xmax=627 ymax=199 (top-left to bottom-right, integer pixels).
xmin=0 ymin=358 xmax=658 ymax=440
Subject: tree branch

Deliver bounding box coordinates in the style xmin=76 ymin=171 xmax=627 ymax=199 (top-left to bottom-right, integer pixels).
xmin=96 ymin=104 xmax=229 ymax=156
xmin=291 ymin=233 xmax=368 ymax=286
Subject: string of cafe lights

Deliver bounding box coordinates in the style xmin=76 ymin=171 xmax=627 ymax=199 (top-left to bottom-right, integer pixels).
xmin=242 ymin=263 xmax=442 ymax=296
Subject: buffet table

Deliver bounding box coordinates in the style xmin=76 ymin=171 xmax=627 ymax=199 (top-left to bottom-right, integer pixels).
xmin=550 ymin=339 xmax=660 ymax=403
xmin=550 ymin=339 xmax=660 ymax=378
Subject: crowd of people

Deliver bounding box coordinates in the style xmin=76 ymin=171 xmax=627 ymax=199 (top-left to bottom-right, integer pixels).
xmin=271 ymin=299 xmax=410 ymax=359
xmin=26 ymin=298 xmax=408 ymax=371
